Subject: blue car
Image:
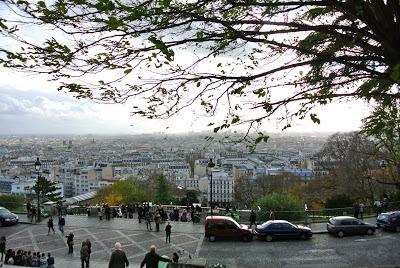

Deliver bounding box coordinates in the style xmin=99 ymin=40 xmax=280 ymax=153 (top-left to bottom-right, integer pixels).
xmin=255 ymin=220 xmax=312 ymax=242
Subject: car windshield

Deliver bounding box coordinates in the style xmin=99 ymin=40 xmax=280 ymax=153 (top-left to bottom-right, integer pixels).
xmin=0 ymin=208 xmax=11 ymax=215
xmin=377 ymin=214 xmax=389 ymax=220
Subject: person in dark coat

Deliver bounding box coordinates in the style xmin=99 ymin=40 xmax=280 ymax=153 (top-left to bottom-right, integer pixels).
xmin=0 ymin=236 xmax=6 ymax=262
xmin=66 ymin=232 xmax=74 ymax=255
xmin=249 ymin=210 xmax=257 ymax=228
xmin=140 ymin=245 xmax=171 ymax=268
xmin=58 ymin=216 xmax=65 ymax=235
xmin=165 ymin=221 xmax=172 ymax=244
xmin=108 ymin=242 xmax=129 ymax=268
xmin=80 ymin=241 xmax=89 ymax=268
xmin=47 ymin=216 xmax=55 ymax=235
xmin=86 ymin=239 xmax=92 ymax=268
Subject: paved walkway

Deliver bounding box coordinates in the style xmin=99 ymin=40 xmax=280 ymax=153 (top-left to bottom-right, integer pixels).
xmin=1 ymin=214 xmax=377 ymax=267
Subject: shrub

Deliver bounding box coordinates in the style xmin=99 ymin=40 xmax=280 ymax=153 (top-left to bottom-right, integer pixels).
xmin=254 ymin=192 xmax=305 ymax=222
xmin=0 ymin=194 xmax=25 ymax=210
xmin=325 ymin=194 xmax=354 ymax=209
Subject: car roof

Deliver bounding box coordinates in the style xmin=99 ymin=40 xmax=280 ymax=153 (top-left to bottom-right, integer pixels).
xmin=263 ymin=220 xmax=290 ymax=224
xmin=205 ymin=216 xmax=238 ymax=222
xmin=330 ymin=216 xmax=357 ymax=220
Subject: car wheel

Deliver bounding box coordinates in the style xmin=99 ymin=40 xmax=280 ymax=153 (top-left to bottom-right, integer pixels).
xmin=337 ymin=231 xmax=344 ymax=238
xmin=367 ymin=228 xmax=374 ymax=235
xmin=242 ymin=234 xmax=252 ymax=242
xmin=395 ymin=226 xmax=400 ymax=233
xmin=300 ymin=233 xmax=308 ymax=240
xmin=265 ymin=235 xmax=273 ymax=242
xmin=208 ymin=235 xmax=216 ymax=242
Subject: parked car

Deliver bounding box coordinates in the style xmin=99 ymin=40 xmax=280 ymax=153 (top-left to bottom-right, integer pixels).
xmin=255 ymin=220 xmax=312 ymax=242
xmin=0 ymin=206 xmax=19 ymax=227
xmin=205 ymin=216 xmax=253 ymax=242
xmin=377 ymin=211 xmax=400 ymax=232
xmin=327 ymin=216 xmax=375 ymax=238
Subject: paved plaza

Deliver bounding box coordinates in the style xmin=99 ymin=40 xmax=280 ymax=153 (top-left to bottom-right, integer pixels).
xmin=1 ymin=215 xmax=399 ymax=267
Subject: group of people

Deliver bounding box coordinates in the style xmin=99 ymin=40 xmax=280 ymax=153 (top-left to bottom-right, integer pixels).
xmin=0 ymin=236 xmax=55 ymax=268
xmin=108 ymin=242 xmax=179 ymax=268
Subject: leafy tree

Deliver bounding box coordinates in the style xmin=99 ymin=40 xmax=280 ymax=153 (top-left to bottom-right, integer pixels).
xmin=154 ymin=175 xmax=173 ymax=205
xmin=254 ymin=192 xmax=304 ymax=221
xmin=94 ymin=179 xmax=149 ymax=205
xmin=317 ymin=132 xmax=380 ymax=201
xmin=180 ymin=190 xmax=200 ymax=205
xmin=325 ymin=194 xmax=354 ymax=209
xmin=32 ymin=176 xmax=63 ymax=203
xmin=234 ymin=175 xmax=255 ymax=208
xmin=1 ymin=1 xmax=399 ymax=144
xmin=362 ymin=99 xmax=400 ymax=190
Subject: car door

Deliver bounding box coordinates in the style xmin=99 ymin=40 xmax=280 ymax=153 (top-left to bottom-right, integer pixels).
xmin=225 ymin=221 xmax=239 ymax=239
xmin=340 ymin=219 xmax=353 ymax=234
xmin=270 ymin=223 xmax=284 ymax=238
xmin=280 ymin=223 xmax=297 ymax=239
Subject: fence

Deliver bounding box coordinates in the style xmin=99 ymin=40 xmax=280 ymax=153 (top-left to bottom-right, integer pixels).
xmin=2 ymin=201 xmax=400 ymax=225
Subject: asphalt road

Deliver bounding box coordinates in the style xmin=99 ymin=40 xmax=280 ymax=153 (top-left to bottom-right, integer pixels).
xmin=199 ymin=230 xmax=400 ymax=268
xmin=1 ymin=223 xmax=400 ymax=267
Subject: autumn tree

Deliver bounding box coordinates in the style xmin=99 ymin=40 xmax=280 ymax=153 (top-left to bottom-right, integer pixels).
xmin=94 ymin=179 xmax=149 ymax=205
xmin=154 ymin=175 xmax=173 ymax=204
xmin=317 ymin=132 xmax=384 ymax=201
xmin=362 ymin=99 xmax=400 ymax=191
xmin=0 ymin=1 xmax=399 ymax=144
xmin=233 ymin=175 xmax=255 ymax=208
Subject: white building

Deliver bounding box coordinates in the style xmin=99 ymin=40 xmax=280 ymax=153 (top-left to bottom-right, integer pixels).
xmin=199 ymin=169 xmax=234 ymax=204
xmin=11 ymin=179 xmax=64 ymax=197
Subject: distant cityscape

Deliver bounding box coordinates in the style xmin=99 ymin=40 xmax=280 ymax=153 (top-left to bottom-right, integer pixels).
xmin=0 ymin=132 xmax=332 ymax=205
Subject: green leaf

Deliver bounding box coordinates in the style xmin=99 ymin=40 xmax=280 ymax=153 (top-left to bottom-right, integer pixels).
xmin=124 ymin=68 xmax=132 ymax=74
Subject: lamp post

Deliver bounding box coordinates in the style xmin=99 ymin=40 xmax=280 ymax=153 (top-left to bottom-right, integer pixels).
xmin=208 ymin=158 xmax=215 ymax=216
xmin=34 ymin=157 xmax=41 ymax=222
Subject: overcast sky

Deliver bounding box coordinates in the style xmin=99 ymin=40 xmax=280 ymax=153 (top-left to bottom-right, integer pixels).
xmin=0 ymin=68 xmax=371 ymax=135
xmin=0 ymin=5 xmax=373 ymax=135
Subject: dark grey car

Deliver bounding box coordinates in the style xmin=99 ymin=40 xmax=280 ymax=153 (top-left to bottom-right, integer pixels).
xmin=327 ymin=216 xmax=375 ymax=238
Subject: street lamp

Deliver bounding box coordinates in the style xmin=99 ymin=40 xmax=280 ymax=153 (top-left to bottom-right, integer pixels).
xmin=34 ymin=157 xmax=41 ymax=222
xmin=208 ymin=158 xmax=215 ymax=216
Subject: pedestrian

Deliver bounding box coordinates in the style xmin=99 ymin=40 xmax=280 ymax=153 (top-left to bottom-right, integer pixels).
xmin=26 ymin=202 xmax=31 ymax=218
xmin=353 ymin=202 xmax=360 ymax=218
xmin=58 ymin=215 xmax=65 ymax=235
xmin=98 ymin=207 xmax=103 ymax=221
xmin=108 ymin=242 xmax=129 ymax=268
xmin=359 ymin=202 xmax=364 ymax=220
xmin=154 ymin=211 xmax=161 ymax=232
xmin=269 ymin=210 xmax=275 ymax=220
xmin=165 ymin=221 xmax=172 ymax=244
xmin=105 ymin=204 xmax=111 ymax=221
xmin=31 ymin=206 xmax=37 ymax=222
xmin=47 ymin=253 xmax=55 ymax=268
xmin=66 ymin=232 xmax=74 ymax=255
xmin=172 ymin=252 xmax=179 ymax=263
xmin=47 ymin=216 xmax=55 ymax=235
xmin=86 ymin=239 xmax=91 ymax=268
xmin=140 ymin=245 xmax=171 ymax=268
xmin=145 ymin=211 xmax=152 ymax=231
xmin=0 ymin=236 xmax=6 ymax=262
xmin=249 ymin=210 xmax=257 ymax=229
xmin=80 ymin=241 xmax=89 ymax=268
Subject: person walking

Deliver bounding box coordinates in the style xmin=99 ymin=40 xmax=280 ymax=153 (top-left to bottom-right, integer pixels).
xmin=80 ymin=241 xmax=89 ymax=268
xmin=47 ymin=216 xmax=55 ymax=235
xmin=249 ymin=210 xmax=257 ymax=229
xmin=269 ymin=210 xmax=275 ymax=220
xmin=165 ymin=221 xmax=172 ymax=244
xmin=154 ymin=211 xmax=161 ymax=232
xmin=140 ymin=245 xmax=171 ymax=268
xmin=353 ymin=202 xmax=360 ymax=218
xmin=31 ymin=206 xmax=37 ymax=223
xmin=108 ymin=242 xmax=129 ymax=268
xmin=359 ymin=202 xmax=365 ymax=220
xmin=26 ymin=202 xmax=31 ymax=218
xmin=58 ymin=215 xmax=65 ymax=235
xmin=66 ymin=232 xmax=74 ymax=255
xmin=86 ymin=239 xmax=92 ymax=268
xmin=0 ymin=236 xmax=6 ymax=262
xmin=98 ymin=207 xmax=103 ymax=221
xmin=145 ymin=211 xmax=152 ymax=231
